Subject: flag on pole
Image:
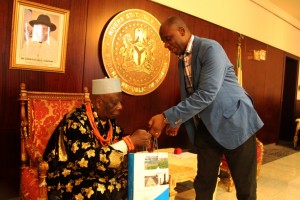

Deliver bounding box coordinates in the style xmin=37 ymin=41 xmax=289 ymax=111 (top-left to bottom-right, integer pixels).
xmin=237 ymin=43 xmax=243 ymax=86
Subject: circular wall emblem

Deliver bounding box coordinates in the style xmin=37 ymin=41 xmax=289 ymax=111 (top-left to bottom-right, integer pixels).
xmin=102 ymin=9 xmax=170 ymax=96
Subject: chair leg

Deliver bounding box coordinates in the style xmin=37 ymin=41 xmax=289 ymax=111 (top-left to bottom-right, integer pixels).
xmin=293 ymin=134 xmax=298 ymax=150
xmin=219 ymin=169 xmax=234 ymax=192
xmin=294 ymin=119 xmax=300 ymax=149
xmin=227 ymin=174 xmax=234 ymax=192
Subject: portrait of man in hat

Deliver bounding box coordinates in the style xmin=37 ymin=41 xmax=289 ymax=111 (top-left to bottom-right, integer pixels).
xmin=30 ymin=14 xmax=57 ymax=43
xmin=20 ymin=10 xmax=59 ymax=63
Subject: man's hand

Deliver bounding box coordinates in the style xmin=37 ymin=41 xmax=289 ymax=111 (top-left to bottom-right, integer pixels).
xmin=148 ymin=114 xmax=166 ymax=138
xmin=165 ymin=124 xmax=180 ymax=136
xmin=129 ymin=129 xmax=152 ymax=147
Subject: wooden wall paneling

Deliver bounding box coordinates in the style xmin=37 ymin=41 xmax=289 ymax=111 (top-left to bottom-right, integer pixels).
xmin=183 ymin=14 xmax=238 ymax=68
xmin=30 ymin=0 xmax=87 ymax=92
xmin=243 ymin=38 xmax=285 ymax=143
xmin=83 ymin=0 xmax=113 ymax=88
xmin=263 ymin=46 xmax=285 ymax=143
xmin=0 ymin=0 xmax=12 ymax=120
xmin=44 ymin=0 xmax=89 ymax=92
xmin=0 ymin=0 xmax=21 ymax=198
xmin=0 ymin=0 xmax=89 ymax=198
xmin=243 ymin=38 xmax=268 ymax=140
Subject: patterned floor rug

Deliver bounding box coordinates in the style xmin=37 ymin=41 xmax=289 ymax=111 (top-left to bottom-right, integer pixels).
xmin=262 ymin=140 xmax=297 ymax=164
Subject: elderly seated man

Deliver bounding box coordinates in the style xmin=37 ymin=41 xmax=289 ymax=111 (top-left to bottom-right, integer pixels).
xmin=43 ymin=78 xmax=151 ymax=200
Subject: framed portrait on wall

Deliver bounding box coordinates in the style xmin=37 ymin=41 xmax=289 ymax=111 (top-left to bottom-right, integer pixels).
xmin=10 ymin=0 xmax=70 ymax=73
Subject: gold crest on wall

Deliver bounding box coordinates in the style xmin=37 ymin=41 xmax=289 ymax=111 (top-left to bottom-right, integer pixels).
xmin=102 ymin=9 xmax=170 ymax=96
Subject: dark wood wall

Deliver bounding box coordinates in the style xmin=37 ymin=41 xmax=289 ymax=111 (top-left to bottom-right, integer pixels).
xmin=0 ymin=0 xmax=296 ymax=198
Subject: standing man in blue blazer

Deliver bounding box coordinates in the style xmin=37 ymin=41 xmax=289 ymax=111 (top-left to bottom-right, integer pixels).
xmin=148 ymin=16 xmax=264 ymax=200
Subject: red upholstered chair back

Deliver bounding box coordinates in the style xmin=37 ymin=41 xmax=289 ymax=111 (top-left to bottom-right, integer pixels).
xmin=28 ymin=96 xmax=85 ymax=155
xmin=19 ymin=83 xmax=90 ymax=200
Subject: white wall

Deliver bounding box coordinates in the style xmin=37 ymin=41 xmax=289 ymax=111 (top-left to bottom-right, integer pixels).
xmin=150 ymin=0 xmax=300 ymax=58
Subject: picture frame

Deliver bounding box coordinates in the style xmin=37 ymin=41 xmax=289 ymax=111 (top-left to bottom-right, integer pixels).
xmin=10 ymin=0 xmax=70 ymax=73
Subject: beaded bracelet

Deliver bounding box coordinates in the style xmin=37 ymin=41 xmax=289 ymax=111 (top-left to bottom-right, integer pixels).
xmin=123 ymin=136 xmax=135 ymax=151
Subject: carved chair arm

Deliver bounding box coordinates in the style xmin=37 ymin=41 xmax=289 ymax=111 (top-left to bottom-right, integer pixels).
xmin=25 ymin=141 xmax=44 ymax=165
xmin=25 ymin=141 xmax=49 ymax=199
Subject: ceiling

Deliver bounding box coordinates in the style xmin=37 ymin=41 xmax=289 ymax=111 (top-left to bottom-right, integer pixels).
xmin=269 ymin=0 xmax=300 ymax=23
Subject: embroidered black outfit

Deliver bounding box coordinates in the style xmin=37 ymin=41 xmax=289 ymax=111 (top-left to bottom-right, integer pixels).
xmin=43 ymin=104 xmax=128 ymax=200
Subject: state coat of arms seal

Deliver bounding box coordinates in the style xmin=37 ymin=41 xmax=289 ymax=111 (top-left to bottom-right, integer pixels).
xmin=102 ymin=9 xmax=170 ymax=96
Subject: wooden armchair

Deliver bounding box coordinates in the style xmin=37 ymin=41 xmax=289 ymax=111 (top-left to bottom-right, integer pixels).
xmin=219 ymin=138 xmax=264 ymax=192
xmin=19 ymin=83 xmax=90 ymax=200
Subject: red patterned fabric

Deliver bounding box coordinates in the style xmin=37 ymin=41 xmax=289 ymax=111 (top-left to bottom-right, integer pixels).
xmin=29 ymin=99 xmax=83 ymax=155
xmin=257 ymin=144 xmax=262 ymax=161
xmin=221 ymin=154 xmax=229 ymax=168
xmin=221 ymin=139 xmax=263 ymax=167
xmin=22 ymin=99 xmax=83 ymax=200
xmin=21 ymin=167 xmax=39 ymax=200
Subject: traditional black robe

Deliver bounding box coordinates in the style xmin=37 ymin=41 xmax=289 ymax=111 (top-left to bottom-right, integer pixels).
xmin=43 ymin=104 xmax=128 ymax=200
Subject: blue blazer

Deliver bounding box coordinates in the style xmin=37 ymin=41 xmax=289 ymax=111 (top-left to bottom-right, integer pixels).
xmin=164 ymin=36 xmax=264 ymax=149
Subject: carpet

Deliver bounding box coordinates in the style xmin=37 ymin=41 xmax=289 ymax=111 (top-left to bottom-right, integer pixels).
xmin=262 ymin=140 xmax=297 ymax=164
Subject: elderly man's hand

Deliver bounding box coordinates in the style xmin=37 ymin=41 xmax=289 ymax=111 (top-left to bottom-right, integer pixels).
xmin=148 ymin=114 xmax=166 ymax=138
xmin=129 ymin=129 xmax=152 ymax=147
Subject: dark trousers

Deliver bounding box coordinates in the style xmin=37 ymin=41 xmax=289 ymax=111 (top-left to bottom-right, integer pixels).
xmin=193 ymin=121 xmax=257 ymax=200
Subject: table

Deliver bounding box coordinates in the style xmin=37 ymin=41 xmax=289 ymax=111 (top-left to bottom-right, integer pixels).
xmin=155 ymin=148 xmax=219 ymax=200
xmin=169 ymin=164 xmax=196 ymax=199
xmin=294 ymin=118 xmax=300 ymax=149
